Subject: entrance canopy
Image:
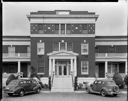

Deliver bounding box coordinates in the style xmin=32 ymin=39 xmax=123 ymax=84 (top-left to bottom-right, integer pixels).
xmin=47 ymin=51 xmax=78 ymax=76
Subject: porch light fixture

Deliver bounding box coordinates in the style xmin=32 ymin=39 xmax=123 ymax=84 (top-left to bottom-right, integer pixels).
xmin=84 ymin=40 xmax=86 ymax=43
xmin=39 ymin=40 xmax=42 ymax=43
xmin=61 ymin=40 xmax=64 ymax=43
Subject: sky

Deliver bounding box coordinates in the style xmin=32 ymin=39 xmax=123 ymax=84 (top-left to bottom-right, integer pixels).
xmin=3 ymin=0 xmax=127 ymax=36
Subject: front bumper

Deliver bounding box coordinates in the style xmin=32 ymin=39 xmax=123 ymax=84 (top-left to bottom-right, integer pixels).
xmin=107 ymin=91 xmax=120 ymax=95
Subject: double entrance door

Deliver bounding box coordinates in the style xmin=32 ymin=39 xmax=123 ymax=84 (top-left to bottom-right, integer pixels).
xmin=55 ymin=60 xmax=70 ymax=76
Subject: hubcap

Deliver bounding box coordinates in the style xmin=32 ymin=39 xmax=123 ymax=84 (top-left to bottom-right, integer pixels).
xmin=101 ymin=91 xmax=105 ymax=96
xmin=20 ymin=91 xmax=24 ymax=96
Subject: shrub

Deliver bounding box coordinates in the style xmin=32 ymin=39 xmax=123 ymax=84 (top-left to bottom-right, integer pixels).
xmin=6 ymin=74 xmax=18 ymax=86
xmin=124 ymin=74 xmax=128 ymax=86
xmin=49 ymin=76 xmax=51 ymax=90
xmin=113 ymin=72 xmax=124 ymax=89
xmin=74 ymin=77 xmax=78 ymax=90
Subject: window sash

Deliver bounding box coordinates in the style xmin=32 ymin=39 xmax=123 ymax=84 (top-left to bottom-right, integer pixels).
xmin=37 ymin=42 xmax=44 ymax=55
xmin=81 ymin=61 xmax=89 ymax=75
xmin=81 ymin=43 xmax=88 ymax=55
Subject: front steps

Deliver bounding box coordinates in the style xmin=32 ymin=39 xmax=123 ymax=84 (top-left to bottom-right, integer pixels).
xmin=51 ymin=76 xmax=74 ymax=92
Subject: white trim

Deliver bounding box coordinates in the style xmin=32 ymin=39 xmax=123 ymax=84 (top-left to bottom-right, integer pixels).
xmin=3 ymin=41 xmax=30 ymax=45
xmin=96 ymin=58 xmax=127 ymax=62
xmin=30 ymin=17 xmax=96 ymax=23
xmin=105 ymin=61 xmax=108 ymax=78
xmin=81 ymin=61 xmax=89 ymax=75
xmin=2 ymin=58 xmax=30 ymax=62
xmin=95 ymin=38 xmax=127 ymax=41
xmin=95 ymin=41 xmax=127 ymax=45
xmin=31 ymin=34 xmax=95 ymax=37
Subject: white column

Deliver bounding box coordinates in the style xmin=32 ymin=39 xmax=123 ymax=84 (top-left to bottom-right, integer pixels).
xmin=70 ymin=59 xmax=73 ymax=72
xmin=49 ymin=58 xmax=52 ymax=76
xmin=105 ymin=61 xmax=108 ymax=78
xmin=53 ymin=59 xmax=55 ymax=73
xmin=18 ymin=61 xmax=20 ymax=73
xmin=74 ymin=57 xmax=77 ymax=76
xmin=125 ymin=61 xmax=127 ymax=74
xmin=65 ymin=24 xmax=66 ymax=35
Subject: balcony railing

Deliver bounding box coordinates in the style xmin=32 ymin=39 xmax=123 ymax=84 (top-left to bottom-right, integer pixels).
xmin=96 ymin=53 xmax=127 ymax=58
xmin=3 ymin=53 xmax=30 ymax=58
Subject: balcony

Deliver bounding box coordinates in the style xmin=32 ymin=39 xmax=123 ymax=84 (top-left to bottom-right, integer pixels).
xmin=3 ymin=53 xmax=30 ymax=59
xmin=96 ymin=53 xmax=127 ymax=59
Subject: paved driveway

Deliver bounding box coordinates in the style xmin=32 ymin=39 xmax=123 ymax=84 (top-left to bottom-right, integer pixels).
xmin=2 ymin=91 xmax=127 ymax=101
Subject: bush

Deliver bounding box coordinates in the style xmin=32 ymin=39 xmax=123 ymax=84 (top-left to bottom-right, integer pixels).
xmin=74 ymin=77 xmax=78 ymax=90
xmin=124 ymin=74 xmax=128 ymax=86
xmin=6 ymin=74 xmax=18 ymax=86
xmin=113 ymin=72 xmax=124 ymax=89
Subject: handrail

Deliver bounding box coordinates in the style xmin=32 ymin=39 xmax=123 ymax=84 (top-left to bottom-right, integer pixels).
xmin=51 ymin=72 xmax=54 ymax=88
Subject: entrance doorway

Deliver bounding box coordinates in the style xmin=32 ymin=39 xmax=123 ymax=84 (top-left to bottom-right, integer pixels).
xmin=55 ymin=60 xmax=70 ymax=76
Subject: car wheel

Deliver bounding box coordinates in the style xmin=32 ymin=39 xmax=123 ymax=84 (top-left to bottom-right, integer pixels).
xmin=8 ymin=93 xmax=13 ymax=96
xmin=113 ymin=94 xmax=117 ymax=96
xmin=19 ymin=90 xmax=24 ymax=97
xmin=36 ymin=88 xmax=41 ymax=94
xmin=86 ymin=88 xmax=90 ymax=93
xmin=101 ymin=90 xmax=106 ymax=97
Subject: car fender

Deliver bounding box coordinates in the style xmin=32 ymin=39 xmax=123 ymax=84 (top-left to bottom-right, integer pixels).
xmin=100 ymin=87 xmax=108 ymax=94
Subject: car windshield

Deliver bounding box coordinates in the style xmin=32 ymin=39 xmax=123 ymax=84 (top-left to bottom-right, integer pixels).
xmin=8 ymin=80 xmax=19 ymax=86
xmin=105 ymin=81 xmax=115 ymax=85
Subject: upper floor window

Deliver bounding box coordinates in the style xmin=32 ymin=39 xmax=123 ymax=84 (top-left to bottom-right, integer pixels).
xmin=81 ymin=43 xmax=88 ymax=55
xmin=8 ymin=46 xmax=15 ymax=55
xmin=81 ymin=61 xmax=89 ymax=75
xmin=53 ymin=41 xmax=73 ymax=51
xmin=37 ymin=42 xmax=44 ymax=55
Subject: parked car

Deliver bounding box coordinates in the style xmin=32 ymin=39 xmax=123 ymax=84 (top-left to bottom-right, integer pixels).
xmin=4 ymin=78 xmax=42 ymax=97
xmin=85 ymin=79 xmax=120 ymax=97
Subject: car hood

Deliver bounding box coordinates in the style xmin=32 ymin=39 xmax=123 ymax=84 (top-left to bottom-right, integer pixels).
xmin=6 ymin=85 xmax=17 ymax=91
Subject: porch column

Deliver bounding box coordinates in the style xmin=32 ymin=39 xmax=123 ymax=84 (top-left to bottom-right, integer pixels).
xmin=74 ymin=57 xmax=77 ymax=76
xmin=18 ymin=61 xmax=21 ymax=73
xmin=125 ymin=61 xmax=127 ymax=74
xmin=53 ymin=59 xmax=55 ymax=74
xmin=105 ymin=61 xmax=108 ymax=78
xmin=49 ymin=58 xmax=52 ymax=76
xmin=70 ymin=59 xmax=73 ymax=73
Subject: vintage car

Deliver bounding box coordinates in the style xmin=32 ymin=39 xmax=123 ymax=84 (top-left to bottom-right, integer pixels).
xmin=4 ymin=78 xmax=42 ymax=97
xmin=85 ymin=79 xmax=120 ymax=97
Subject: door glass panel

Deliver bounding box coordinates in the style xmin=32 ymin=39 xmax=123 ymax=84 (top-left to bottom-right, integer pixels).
xmin=64 ymin=65 xmax=67 ymax=75
xmin=59 ymin=66 xmax=62 ymax=75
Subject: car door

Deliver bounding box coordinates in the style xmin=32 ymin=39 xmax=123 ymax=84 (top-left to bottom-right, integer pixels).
xmin=29 ymin=79 xmax=37 ymax=91
xmin=91 ymin=80 xmax=98 ymax=91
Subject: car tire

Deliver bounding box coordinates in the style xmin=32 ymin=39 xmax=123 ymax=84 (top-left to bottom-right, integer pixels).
xmin=19 ymin=90 xmax=24 ymax=97
xmin=8 ymin=93 xmax=13 ymax=96
xmin=86 ymin=88 xmax=90 ymax=93
xmin=101 ymin=90 xmax=106 ymax=97
xmin=113 ymin=94 xmax=117 ymax=96
xmin=36 ymin=88 xmax=41 ymax=94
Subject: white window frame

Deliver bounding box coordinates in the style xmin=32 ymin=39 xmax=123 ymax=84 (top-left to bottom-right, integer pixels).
xmin=81 ymin=43 xmax=88 ymax=55
xmin=59 ymin=42 xmax=67 ymax=51
xmin=81 ymin=61 xmax=89 ymax=75
xmin=8 ymin=46 xmax=15 ymax=56
xmin=37 ymin=42 xmax=45 ymax=55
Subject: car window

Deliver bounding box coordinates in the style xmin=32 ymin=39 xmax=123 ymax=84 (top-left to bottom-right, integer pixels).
xmin=23 ymin=81 xmax=27 ymax=84
xmin=98 ymin=81 xmax=102 ymax=84
xmin=32 ymin=80 xmax=37 ymax=84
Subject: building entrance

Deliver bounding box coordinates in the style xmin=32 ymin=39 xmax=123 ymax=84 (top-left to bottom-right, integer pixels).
xmin=55 ymin=60 xmax=70 ymax=76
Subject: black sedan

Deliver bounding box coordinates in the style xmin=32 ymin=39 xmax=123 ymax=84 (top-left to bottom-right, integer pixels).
xmin=4 ymin=78 xmax=42 ymax=97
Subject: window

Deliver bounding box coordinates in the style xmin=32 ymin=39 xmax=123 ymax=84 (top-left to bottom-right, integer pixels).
xmin=81 ymin=43 xmax=88 ymax=55
xmin=61 ymin=24 xmax=65 ymax=34
xmin=8 ymin=46 xmax=15 ymax=56
xmin=38 ymin=56 xmax=45 ymax=73
xmin=67 ymin=42 xmax=73 ymax=51
xmin=53 ymin=42 xmax=59 ymax=51
xmin=81 ymin=61 xmax=89 ymax=75
xmin=60 ymin=42 xmax=66 ymax=51
xmin=37 ymin=42 xmax=44 ymax=55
